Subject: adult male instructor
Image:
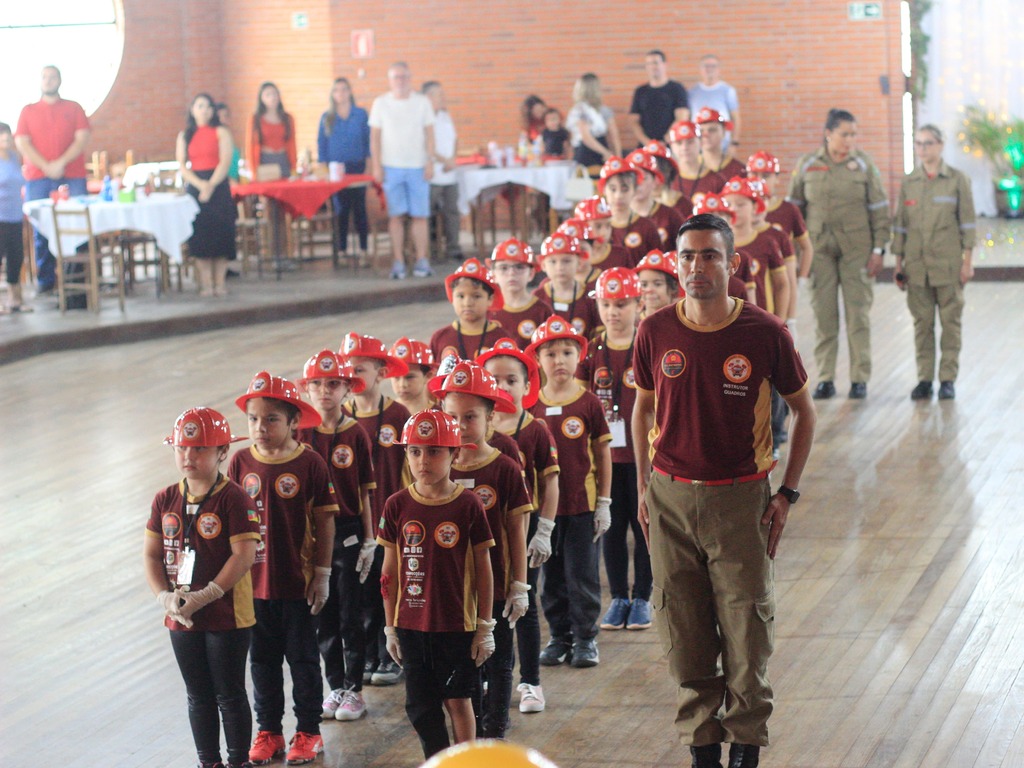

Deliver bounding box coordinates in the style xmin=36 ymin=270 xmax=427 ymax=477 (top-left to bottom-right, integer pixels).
xmin=15 ymin=65 xmax=90 ymax=294
xmin=628 ymin=50 xmax=689 ymax=148
xmin=631 ymin=214 xmax=816 ymax=768
xmin=369 ymin=61 xmax=436 ymax=280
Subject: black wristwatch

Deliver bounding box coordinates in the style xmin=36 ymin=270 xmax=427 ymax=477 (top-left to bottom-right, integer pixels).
xmin=777 ymin=485 xmax=800 ymax=504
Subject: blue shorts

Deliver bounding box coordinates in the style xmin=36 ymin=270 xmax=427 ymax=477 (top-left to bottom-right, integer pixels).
xmin=383 ymin=166 xmax=430 ymax=218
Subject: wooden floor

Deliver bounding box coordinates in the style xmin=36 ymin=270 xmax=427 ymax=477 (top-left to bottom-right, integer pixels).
xmin=2 ymin=282 xmax=1023 ymax=768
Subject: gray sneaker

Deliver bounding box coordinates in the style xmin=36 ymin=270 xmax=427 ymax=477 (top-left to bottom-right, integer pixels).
xmin=371 ymin=659 xmax=403 ymax=685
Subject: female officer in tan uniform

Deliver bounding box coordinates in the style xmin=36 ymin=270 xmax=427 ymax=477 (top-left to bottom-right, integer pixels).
xmin=787 ymin=109 xmax=891 ymax=400
xmin=891 ymin=125 xmax=975 ymax=401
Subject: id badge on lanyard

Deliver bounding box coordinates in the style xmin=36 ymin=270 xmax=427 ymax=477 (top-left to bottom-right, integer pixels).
xmin=177 ymin=547 xmax=196 ymax=587
xmin=608 ymin=418 xmax=627 ymax=448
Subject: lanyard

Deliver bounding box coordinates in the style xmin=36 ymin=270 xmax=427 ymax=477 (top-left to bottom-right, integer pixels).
xmin=682 ymin=159 xmax=705 ymax=201
xmin=181 ymin=474 xmax=221 ymax=550
xmin=512 ymin=410 xmax=528 ymax=443
xmin=549 ymin=281 xmax=578 ymax=324
xmin=456 ymin=321 xmax=487 ymax=360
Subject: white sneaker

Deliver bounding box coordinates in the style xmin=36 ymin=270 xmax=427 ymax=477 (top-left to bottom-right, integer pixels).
xmin=335 ymin=689 xmax=367 ymax=721
xmin=517 ymin=682 xmax=546 ymax=713
xmin=322 ymin=687 xmax=346 ymax=718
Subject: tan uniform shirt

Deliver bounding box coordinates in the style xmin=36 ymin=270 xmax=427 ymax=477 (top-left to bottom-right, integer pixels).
xmin=786 ymin=147 xmax=891 ymax=251
xmin=890 ymin=161 xmax=976 ymax=287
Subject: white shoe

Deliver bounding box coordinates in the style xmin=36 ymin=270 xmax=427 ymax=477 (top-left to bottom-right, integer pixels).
xmin=517 ymin=682 xmax=546 ymax=713
xmin=322 ymin=687 xmax=345 ymax=718
xmin=335 ymin=689 xmax=367 ymax=721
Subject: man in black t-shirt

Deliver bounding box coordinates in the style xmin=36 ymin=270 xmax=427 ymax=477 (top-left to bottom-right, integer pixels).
xmin=628 ymin=50 xmax=690 ymax=148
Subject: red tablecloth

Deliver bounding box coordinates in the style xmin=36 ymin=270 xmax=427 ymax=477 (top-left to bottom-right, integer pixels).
xmin=232 ymin=176 xmax=376 ymax=218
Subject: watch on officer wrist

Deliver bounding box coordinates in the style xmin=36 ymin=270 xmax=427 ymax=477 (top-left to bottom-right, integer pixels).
xmin=777 ymin=485 xmax=800 ymax=504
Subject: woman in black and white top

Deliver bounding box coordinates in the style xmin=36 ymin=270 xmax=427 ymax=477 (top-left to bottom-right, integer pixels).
xmin=567 ymin=73 xmax=621 ymax=170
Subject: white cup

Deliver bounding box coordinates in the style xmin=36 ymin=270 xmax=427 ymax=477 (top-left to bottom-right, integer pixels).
xmin=329 ymin=162 xmax=345 ymax=181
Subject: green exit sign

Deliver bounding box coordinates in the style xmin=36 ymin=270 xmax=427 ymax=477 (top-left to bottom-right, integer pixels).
xmin=849 ymin=2 xmax=882 ymax=19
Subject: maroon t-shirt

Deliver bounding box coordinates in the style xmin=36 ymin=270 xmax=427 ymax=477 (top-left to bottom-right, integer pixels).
xmin=577 ymin=333 xmax=638 ymax=463
xmin=711 ymin=156 xmax=747 ymax=179
xmin=759 ymin=224 xmax=796 ymax=261
xmin=377 ymin=485 xmax=494 ymax=632
xmin=497 ymin=413 xmax=559 ymax=505
xmin=645 ymin=202 xmax=687 ymax=250
xmin=610 ymin=215 xmax=661 ymax=266
xmin=298 ymin=418 xmax=375 ymax=520
xmin=430 ymin=320 xmax=512 ymax=363
xmin=344 ymin=397 xmax=411 ymax=531
xmin=532 ymin=283 xmax=602 ymax=340
xmin=488 ymin=428 xmax=524 ymax=467
xmin=490 ymin=297 xmax=553 ymax=351
xmin=228 ymin=444 xmax=340 ymax=600
xmin=587 ymin=244 xmax=635 ymax=276
xmin=147 ymin=478 xmax=262 ymax=632
xmin=633 ymin=299 xmax=808 ymax=481
xmin=736 ymin=230 xmax=786 ymax=313
xmin=530 ymin=388 xmax=611 ymax=516
xmin=765 ymin=199 xmax=808 ymax=239
xmin=672 ymin=170 xmax=727 ymax=215
xmin=450 ymin=449 xmax=532 ymax=601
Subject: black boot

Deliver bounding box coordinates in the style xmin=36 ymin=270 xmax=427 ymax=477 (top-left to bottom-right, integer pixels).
xmin=690 ymin=743 xmax=723 ymax=768
xmin=728 ymin=743 xmax=760 ymax=768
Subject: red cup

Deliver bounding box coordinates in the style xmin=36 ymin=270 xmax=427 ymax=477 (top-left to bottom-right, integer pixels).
xmin=58 ymin=184 xmax=70 ymax=201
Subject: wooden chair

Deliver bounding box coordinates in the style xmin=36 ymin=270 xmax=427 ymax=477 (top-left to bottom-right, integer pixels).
xmin=21 ymin=217 xmax=37 ymax=285
xmin=292 ymin=199 xmax=337 ymax=265
xmin=50 ymin=206 xmax=125 ymax=313
xmin=236 ymin=198 xmax=271 ymax=277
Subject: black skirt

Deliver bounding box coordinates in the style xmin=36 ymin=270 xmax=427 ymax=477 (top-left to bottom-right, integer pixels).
xmin=187 ymin=169 xmax=237 ymax=260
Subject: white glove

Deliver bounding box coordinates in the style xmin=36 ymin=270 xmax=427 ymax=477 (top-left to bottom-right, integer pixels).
xmin=502 ymin=580 xmax=531 ymax=628
xmin=472 ymin=618 xmax=497 ymax=667
xmin=593 ymin=496 xmax=612 ymax=542
xmin=785 ymin=318 xmax=798 ymax=346
xmin=306 ymin=566 xmax=332 ymax=615
xmin=177 ymin=581 xmax=225 ymax=621
xmin=157 ymin=590 xmax=192 ymax=628
xmin=384 ymin=625 xmax=402 ymax=665
xmin=527 ymin=516 xmax=555 ymax=569
xmin=356 ymin=539 xmax=377 ymax=584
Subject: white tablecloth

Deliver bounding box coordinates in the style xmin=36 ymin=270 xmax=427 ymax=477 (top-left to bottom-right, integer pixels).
xmin=122 ymin=161 xmax=181 ymax=188
xmin=24 ymin=193 xmax=200 ymax=263
xmin=456 ymin=163 xmax=576 ymax=215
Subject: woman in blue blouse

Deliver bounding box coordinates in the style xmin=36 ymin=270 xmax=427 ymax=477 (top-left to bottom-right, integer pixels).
xmin=0 ymin=122 xmax=28 ymax=313
xmin=318 ymin=77 xmax=370 ymax=264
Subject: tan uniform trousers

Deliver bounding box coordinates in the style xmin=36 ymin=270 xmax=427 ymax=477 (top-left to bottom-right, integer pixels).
xmin=647 ymin=471 xmax=775 ymax=747
xmin=810 ymin=228 xmax=874 ymax=383
xmin=907 ymin=278 xmax=964 ymax=382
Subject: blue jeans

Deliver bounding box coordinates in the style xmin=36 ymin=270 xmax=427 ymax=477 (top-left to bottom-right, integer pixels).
xmin=25 ymin=176 xmax=88 ymax=290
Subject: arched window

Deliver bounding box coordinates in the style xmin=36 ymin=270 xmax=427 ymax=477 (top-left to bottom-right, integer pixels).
xmin=0 ymin=1 xmax=123 ymax=125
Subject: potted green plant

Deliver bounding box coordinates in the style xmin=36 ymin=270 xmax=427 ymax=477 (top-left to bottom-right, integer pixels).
xmin=959 ymin=106 xmax=1024 ymax=218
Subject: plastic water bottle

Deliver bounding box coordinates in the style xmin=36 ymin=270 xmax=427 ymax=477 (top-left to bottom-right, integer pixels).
xmin=518 ymin=132 xmax=530 ymax=165
xmin=101 ymin=175 xmax=112 ymax=201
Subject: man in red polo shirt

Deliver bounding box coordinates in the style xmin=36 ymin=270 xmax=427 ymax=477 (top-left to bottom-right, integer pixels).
xmin=15 ymin=66 xmax=91 ymax=293
xmin=631 ymin=214 xmax=816 ymax=768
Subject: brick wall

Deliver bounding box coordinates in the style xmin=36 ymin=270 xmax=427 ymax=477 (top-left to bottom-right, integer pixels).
xmin=88 ymin=0 xmax=905 ymax=196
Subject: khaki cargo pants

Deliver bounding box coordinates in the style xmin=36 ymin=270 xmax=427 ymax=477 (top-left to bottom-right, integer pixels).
xmin=647 ymin=471 xmax=775 ymax=747
xmin=907 ymin=279 xmax=964 ymax=383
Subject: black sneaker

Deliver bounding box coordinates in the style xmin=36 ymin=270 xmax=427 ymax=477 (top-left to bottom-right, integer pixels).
xmin=812 ymin=381 xmax=836 ymax=400
xmin=570 ymin=638 xmax=599 ymax=668
xmin=370 ymin=659 xmax=403 ymax=686
xmin=910 ymin=381 xmax=933 ymax=400
xmin=363 ymin=658 xmax=378 ymax=683
xmin=727 ymin=743 xmax=760 ymax=768
xmin=539 ymin=636 xmax=573 ymax=666
xmin=690 ymin=744 xmax=722 ymax=768
xmin=938 ymin=381 xmax=956 ymax=400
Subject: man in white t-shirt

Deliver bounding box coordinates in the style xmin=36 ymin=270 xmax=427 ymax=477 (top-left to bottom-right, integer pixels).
xmin=423 ymin=81 xmax=462 ymax=261
xmin=369 ymin=62 xmax=436 ymax=278
xmin=688 ymin=55 xmax=741 ymax=151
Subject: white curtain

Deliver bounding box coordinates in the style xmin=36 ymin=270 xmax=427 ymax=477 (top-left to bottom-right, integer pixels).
xmin=918 ymin=0 xmax=1024 ymax=215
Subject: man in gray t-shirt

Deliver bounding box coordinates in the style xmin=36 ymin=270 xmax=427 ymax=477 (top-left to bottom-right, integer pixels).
xmin=688 ymin=55 xmax=741 ymax=151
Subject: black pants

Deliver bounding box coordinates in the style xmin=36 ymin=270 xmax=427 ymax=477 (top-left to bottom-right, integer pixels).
xmin=361 ymin=544 xmax=389 ymax=665
xmin=251 ymin=599 xmax=322 ymax=735
xmin=474 ymin=604 xmax=515 ymax=737
xmin=515 ymin=513 xmax=542 ymax=686
xmin=334 ymin=186 xmax=368 ymax=252
xmin=541 ymin=512 xmax=601 ymax=641
xmin=0 ymin=221 xmax=23 ymax=285
xmin=397 ymin=629 xmax=476 ymax=759
xmin=317 ymin=518 xmax=367 ymax=691
xmin=604 ymin=462 xmax=652 ymax=601
xmin=170 ymin=628 xmax=252 ymax=766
